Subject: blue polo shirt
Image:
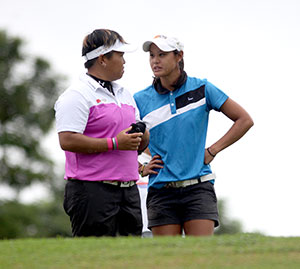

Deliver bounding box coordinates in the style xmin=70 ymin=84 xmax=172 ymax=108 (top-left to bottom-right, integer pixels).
xmin=134 ymin=76 xmax=228 ymax=189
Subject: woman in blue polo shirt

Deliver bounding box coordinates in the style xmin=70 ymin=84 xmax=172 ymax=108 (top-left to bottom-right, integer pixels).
xmin=134 ymin=35 xmax=253 ymax=236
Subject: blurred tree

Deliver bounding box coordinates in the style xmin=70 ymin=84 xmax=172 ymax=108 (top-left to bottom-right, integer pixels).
xmin=0 ymin=29 xmax=70 ymax=239
xmin=0 ymin=199 xmax=71 ymax=239
xmin=0 ymin=29 xmax=65 ymax=194
xmin=215 ymin=199 xmax=243 ymax=235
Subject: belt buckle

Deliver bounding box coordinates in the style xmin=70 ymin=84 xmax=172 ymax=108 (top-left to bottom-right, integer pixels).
xmin=102 ymin=180 xmax=135 ymax=187
xmin=120 ymin=181 xmax=135 ymax=187
xmin=165 ymin=181 xmax=180 ymax=188
xmin=120 ymin=181 xmax=129 ymax=187
xmin=103 ymin=180 xmax=118 ymax=186
xmin=165 ymin=182 xmax=171 ymax=188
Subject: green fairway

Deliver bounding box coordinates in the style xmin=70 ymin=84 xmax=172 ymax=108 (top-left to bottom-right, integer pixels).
xmin=1 ymin=234 xmax=300 ymax=268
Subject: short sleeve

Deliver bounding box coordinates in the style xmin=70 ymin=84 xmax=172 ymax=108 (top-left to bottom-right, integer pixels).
xmin=205 ymin=81 xmax=229 ymax=111
xmin=54 ymin=89 xmax=90 ymax=133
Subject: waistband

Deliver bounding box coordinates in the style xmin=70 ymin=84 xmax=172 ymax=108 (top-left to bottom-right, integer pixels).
xmin=68 ymin=178 xmax=136 ymax=188
xmin=164 ymin=173 xmax=215 ymax=188
xmin=102 ymin=180 xmax=136 ymax=187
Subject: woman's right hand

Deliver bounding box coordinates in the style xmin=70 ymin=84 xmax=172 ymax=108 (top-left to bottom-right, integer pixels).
xmin=116 ymin=126 xmax=143 ymax=150
xmin=142 ymin=155 xmax=164 ymax=176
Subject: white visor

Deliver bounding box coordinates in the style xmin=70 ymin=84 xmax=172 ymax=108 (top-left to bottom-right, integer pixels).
xmin=83 ymin=39 xmax=136 ymax=61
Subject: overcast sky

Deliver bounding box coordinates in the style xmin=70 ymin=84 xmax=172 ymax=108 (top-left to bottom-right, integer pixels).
xmin=1 ymin=0 xmax=300 ymax=237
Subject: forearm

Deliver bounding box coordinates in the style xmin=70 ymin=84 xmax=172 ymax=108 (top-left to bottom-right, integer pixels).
xmin=59 ymin=127 xmax=143 ymax=153
xmin=207 ymin=97 xmax=254 ymax=156
xmin=138 ymin=130 xmax=150 ymax=152
xmin=208 ymin=117 xmax=253 ymax=156
xmin=58 ymin=132 xmax=108 ymax=153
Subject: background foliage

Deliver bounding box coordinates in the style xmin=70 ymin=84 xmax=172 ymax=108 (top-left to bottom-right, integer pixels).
xmin=0 ymin=29 xmax=64 ymax=190
xmin=0 ymin=29 xmax=71 ymax=238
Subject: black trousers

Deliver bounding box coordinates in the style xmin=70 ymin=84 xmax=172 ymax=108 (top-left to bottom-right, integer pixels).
xmin=64 ymin=180 xmax=143 ymax=237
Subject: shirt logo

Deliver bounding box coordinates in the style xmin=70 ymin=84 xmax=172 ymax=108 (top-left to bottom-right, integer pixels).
xmin=96 ymin=99 xmax=101 ymax=103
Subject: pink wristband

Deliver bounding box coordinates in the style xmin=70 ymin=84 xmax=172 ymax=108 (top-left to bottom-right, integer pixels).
xmin=107 ymin=138 xmax=113 ymax=151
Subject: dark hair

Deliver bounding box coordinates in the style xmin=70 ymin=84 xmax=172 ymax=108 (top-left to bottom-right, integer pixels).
xmin=174 ymin=50 xmax=184 ymax=72
xmin=153 ymin=50 xmax=186 ymax=91
xmin=82 ymin=29 xmax=125 ymax=69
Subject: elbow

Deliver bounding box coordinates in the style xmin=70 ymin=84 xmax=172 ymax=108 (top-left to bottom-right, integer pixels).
xmin=249 ymin=117 xmax=254 ymax=128
xmin=245 ymin=116 xmax=254 ymax=130
xmin=236 ymin=115 xmax=254 ymax=133
xmin=58 ymin=132 xmax=75 ymax=152
xmin=143 ymin=130 xmax=150 ymax=144
xmin=60 ymin=143 xmax=69 ymax=151
xmin=59 ymin=140 xmax=71 ymax=151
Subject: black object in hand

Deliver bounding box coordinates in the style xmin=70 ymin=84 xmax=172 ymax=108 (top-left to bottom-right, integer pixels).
xmin=128 ymin=122 xmax=146 ymax=134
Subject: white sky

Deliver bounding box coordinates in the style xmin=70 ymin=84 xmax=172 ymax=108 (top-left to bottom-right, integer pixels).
xmin=1 ymin=0 xmax=300 ymax=237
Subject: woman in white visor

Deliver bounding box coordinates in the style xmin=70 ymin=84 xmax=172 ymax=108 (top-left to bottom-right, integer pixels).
xmin=54 ymin=29 xmax=149 ymax=237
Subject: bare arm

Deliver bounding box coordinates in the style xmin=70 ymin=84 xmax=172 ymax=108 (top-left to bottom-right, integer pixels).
xmin=204 ymin=97 xmax=254 ymax=164
xmin=58 ymin=126 xmax=143 ymax=154
xmin=138 ymin=129 xmax=150 ymax=153
xmin=138 ymin=148 xmax=164 ymax=177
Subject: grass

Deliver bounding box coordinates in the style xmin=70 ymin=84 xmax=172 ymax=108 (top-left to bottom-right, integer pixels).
xmin=1 ymin=234 xmax=300 ymax=268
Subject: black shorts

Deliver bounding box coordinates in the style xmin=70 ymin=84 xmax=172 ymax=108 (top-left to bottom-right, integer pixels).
xmin=146 ymin=181 xmax=219 ymax=229
xmin=63 ymin=180 xmax=142 ymax=237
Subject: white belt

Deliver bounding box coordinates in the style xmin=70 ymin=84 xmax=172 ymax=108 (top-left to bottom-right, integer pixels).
xmin=102 ymin=180 xmax=136 ymax=187
xmin=164 ymin=173 xmax=216 ymax=188
xmin=199 ymin=173 xmax=216 ymax=182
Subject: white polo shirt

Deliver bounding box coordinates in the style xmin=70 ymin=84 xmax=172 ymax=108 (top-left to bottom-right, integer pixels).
xmin=54 ymin=73 xmax=140 ymax=181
